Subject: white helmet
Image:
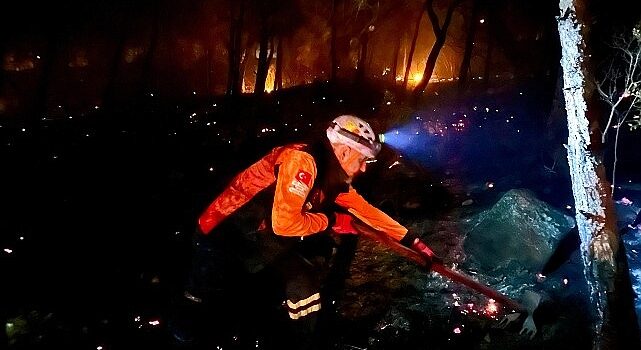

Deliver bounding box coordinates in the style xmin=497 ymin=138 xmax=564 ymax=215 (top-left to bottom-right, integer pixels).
xmin=326 ymin=115 xmax=381 ymax=159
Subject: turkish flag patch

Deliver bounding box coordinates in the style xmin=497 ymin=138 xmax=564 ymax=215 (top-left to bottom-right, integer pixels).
xmin=295 ymin=170 xmax=312 ymax=186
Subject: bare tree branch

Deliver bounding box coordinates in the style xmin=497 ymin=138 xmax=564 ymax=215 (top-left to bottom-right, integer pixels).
xmin=597 ymin=25 xmax=641 ymax=195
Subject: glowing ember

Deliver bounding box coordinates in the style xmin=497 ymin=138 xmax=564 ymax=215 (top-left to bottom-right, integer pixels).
xmin=620 ymin=197 xmax=633 ymax=205
xmin=450 ymin=295 xmax=503 ymax=320
xmin=484 ymin=299 xmax=499 ymax=316
xmin=452 ymin=120 xmax=466 ymax=131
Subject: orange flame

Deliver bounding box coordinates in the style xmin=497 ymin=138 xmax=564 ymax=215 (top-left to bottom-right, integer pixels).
xmin=242 ymin=63 xmax=276 ymax=93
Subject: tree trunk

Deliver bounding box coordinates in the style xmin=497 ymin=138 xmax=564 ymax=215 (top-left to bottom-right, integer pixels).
xmin=457 ymin=0 xmax=480 ymax=94
xmin=412 ymin=0 xmax=460 ymax=97
xmin=557 ymin=0 xmax=641 ymax=348
xmin=355 ymin=31 xmax=370 ymax=83
xmin=238 ymin=47 xmax=248 ymax=92
xmin=275 ymin=36 xmax=283 ymax=90
xmin=390 ymin=34 xmax=402 ymax=83
xmin=483 ymin=31 xmax=493 ymax=85
xmin=403 ymin=6 xmax=424 ymax=89
xmin=227 ymin=0 xmax=245 ymax=96
xmin=412 ymin=34 xmax=445 ymax=95
xmin=254 ymin=31 xmax=270 ymax=95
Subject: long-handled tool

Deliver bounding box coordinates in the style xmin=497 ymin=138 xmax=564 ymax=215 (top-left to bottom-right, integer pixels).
xmin=352 ymin=220 xmax=525 ymax=311
xmin=351 ymin=219 xmax=540 ymax=338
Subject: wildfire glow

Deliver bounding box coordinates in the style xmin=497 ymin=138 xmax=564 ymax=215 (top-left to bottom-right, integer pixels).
xmin=242 ymin=63 xmax=277 ymax=93
xmin=265 ymin=64 xmax=276 ymax=93
xmin=394 ymin=69 xmax=452 ymax=89
xmin=395 ymin=70 xmax=425 ymax=87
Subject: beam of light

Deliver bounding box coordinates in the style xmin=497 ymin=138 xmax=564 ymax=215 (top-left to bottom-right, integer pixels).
xmin=380 ymin=119 xmax=439 ymax=164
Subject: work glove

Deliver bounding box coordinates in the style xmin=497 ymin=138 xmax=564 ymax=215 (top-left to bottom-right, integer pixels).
xmin=331 ymin=212 xmax=359 ymax=235
xmin=412 ymin=238 xmax=443 ymax=271
xmin=401 ymin=231 xmax=441 ymax=271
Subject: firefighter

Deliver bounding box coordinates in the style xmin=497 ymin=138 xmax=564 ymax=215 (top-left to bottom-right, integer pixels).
xmin=169 ymin=115 xmax=437 ymax=349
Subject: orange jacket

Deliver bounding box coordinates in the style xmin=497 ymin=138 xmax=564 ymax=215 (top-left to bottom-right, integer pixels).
xmin=198 ymin=143 xmax=407 ymax=241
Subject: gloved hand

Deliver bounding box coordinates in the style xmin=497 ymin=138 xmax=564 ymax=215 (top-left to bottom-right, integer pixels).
xmin=331 ymin=212 xmax=359 ymax=235
xmin=411 ymin=238 xmax=442 ymax=271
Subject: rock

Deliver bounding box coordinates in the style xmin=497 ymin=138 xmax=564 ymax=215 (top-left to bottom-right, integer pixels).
xmin=462 ymin=189 xmax=574 ymax=275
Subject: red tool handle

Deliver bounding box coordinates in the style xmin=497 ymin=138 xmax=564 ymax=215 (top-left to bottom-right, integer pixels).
xmin=352 ymin=220 xmax=525 ymax=312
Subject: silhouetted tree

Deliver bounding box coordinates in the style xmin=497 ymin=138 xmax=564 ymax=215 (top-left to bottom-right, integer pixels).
xmin=457 ymin=0 xmax=481 ymax=94
xmin=349 ymin=0 xmax=408 ymax=83
xmin=389 ymin=33 xmax=402 ymax=82
xmin=403 ymin=6 xmax=425 ymax=88
xmin=352 ymin=1 xmax=379 ymax=82
xmin=482 ymin=21 xmax=493 ymax=85
xmin=227 ymin=0 xmax=245 ymax=96
xmin=254 ymin=0 xmax=272 ymax=95
xmin=274 ymin=36 xmax=283 ymax=90
xmin=252 ymin=0 xmax=302 ymax=95
xmin=412 ymin=0 xmax=463 ymax=98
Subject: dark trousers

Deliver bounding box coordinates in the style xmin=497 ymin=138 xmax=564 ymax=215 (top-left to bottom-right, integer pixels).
xmin=170 ymin=230 xmax=357 ymax=350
